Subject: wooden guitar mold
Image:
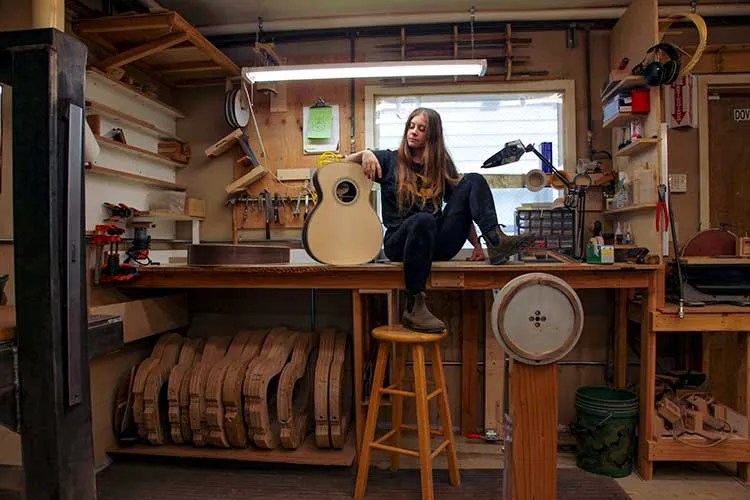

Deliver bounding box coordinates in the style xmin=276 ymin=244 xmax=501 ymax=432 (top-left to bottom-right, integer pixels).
xmin=278 ymin=332 xmax=319 ymax=450
xmin=244 ymin=327 xmax=298 ymax=449
xmin=328 ymin=332 xmax=352 ymax=449
xmin=167 ymin=338 xmax=205 ymax=444
xmin=222 ymin=330 xmax=269 ymax=448
xmin=142 ymin=334 xmax=185 ymax=445
xmin=132 ymin=333 xmax=183 ymax=439
xmin=314 ymin=329 xmax=337 ymax=448
xmin=188 ymin=336 xmax=232 ymax=447
xmin=205 ymin=332 xmax=253 ymax=447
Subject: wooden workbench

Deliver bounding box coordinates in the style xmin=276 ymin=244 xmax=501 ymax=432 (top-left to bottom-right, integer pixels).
xmin=121 ymin=260 xmax=664 ymax=466
xmin=641 ymin=304 xmax=750 ymax=481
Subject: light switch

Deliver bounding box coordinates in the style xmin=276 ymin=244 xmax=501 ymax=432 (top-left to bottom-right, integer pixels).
xmin=668 ymin=173 xmax=687 ymax=193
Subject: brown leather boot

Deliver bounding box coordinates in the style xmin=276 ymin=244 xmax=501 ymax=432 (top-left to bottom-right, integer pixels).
xmin=484 ymin=226 xmax=536 ymax=265
xmin=402 ymin=292 xmax=446 ymax=333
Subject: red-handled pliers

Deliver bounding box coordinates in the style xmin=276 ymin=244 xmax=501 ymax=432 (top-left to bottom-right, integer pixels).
xmin=655 ymin=184 xmax=669 ymax=232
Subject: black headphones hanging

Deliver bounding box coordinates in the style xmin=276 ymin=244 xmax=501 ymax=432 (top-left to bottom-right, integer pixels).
xmin=632 ymin=43 xmax=682 ymax=87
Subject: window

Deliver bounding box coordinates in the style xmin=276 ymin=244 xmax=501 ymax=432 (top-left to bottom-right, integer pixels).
xmin=365 ymin=81 xmax=576 ymax=236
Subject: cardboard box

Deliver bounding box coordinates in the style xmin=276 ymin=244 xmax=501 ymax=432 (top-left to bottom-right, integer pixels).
xmin=184 ymin=198 xmax=206 ymax=218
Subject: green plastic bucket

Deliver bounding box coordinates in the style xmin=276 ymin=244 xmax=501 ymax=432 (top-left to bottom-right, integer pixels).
xmin=572 ymin=386 xmax=638 ymax=478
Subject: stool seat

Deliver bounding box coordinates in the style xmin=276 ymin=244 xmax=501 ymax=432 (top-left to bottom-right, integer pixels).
xmin=372 ymin=324 xmax=447 ymax=343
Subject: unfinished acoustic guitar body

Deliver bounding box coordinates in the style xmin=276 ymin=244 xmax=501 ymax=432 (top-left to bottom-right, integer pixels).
xmin=303 ymin=161 xmax=383 ymax=265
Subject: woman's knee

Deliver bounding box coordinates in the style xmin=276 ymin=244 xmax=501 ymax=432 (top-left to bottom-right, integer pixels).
xmin=407 ymin=212 xmax=437 ymax=238
xmin=462 ymin=172 xmax=489 ymax=188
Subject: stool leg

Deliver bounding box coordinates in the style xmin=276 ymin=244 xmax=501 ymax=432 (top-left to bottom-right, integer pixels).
xmin=390 ymin=343 xmax=407 ymax=471
xmin=354 ymin=341 xmax=390 ymax=500
xmin=413 ymin=344 xmax=434 ymax=500
xmin=432 ymin=343 xmax=461 ymax=487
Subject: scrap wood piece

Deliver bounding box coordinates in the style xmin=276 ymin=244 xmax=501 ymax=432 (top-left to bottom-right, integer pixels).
xmin=205 ymin=128 xmax=243 ymax=158
xmin=328 ymin=332 xmax=353 ymax=449
xmin=167 ymin=338 xmax=205 ymax=444
xmin=188 ymin=336 xmax=232 ymax=447
xmin=205 ymin=332 xmax=254 ymax=447
xmin=224 ymin=165 xmax=268 ymax=194
xmin=143 ymin=335 xmax=186 ymax=444
xmin=278 ymin=333 xmax=319 ymax=450
xmin=113 ymin=365 xmax=137 ymax=444
xmin=243 ymin=327 xmax=299 ymax=449
xmin=314 ymin=330 xmax=337 ymax=448
xmin=132 ymin=332 xmax=183 ymax=439
xmin=221 ymin=330 xmax=269 ymax=448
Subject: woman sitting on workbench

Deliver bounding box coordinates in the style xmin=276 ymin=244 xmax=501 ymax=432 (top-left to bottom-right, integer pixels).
xmin=345 ymin=107 xmax=534 ymax=333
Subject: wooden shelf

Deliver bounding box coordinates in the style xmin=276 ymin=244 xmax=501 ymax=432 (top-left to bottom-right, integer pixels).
xmin=86 ymin=68 xmax=184 ymax=118
xmin=96 ymin=135 xmax=186 ymax=168
xmin=86 ymin=164 xmax=187 ymax=191
xmin=648 ymin=436 xmax=750 ymax=462
xmin=601 ymin=75 xmax=648 ymax=104
xmin=132 ymin=211 xmax=204 ymax=222
xmin=653 ymin=305 xmax=750 ymax=332
xmin=107 ymin=433 xmax=355 ymax=466
xmin=614 ymin=138 xmax=659 ymax=157
xmin=604 ymin=203 xmax=657 ymax=216
xmin=75 ymin=11 xmax=240 ymax=88
xmin=603 ymin=112 xmax=646 ymax=129
xmin=86 ymin=100 xmax=184 ymax=142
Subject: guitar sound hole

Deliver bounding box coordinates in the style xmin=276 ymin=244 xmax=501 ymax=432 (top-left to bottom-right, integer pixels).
xmin=334 ymin=179 xmax=358 ymax=205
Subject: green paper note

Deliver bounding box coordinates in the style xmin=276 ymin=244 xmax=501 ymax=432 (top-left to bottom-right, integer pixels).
xmin=307 ymin=106 xmax=333 ymax=139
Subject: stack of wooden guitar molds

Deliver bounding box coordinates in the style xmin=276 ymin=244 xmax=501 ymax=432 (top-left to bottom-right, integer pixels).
xmin=116 ymin=328 xmax=352 ymax=451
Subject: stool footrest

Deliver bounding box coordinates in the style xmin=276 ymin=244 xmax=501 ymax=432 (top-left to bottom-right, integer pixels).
xmin=381 ymin=385 xmax=416 ymax=397
xmin=370 ymin=441 xmax=420 ymax=458
xmin=430 ymin=439 xmax=451 ymax=460
xmin=427 ymin=388 xmax=442 ymax=401
xmin=374 ymin=428 xmax=398 ymax=444
xmin=400 ymin=424 xmax=444 ymax=437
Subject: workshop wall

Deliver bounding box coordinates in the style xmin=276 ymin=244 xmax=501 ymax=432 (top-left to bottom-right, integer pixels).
xmin=666 ymin=25 xmax=750 ymax=244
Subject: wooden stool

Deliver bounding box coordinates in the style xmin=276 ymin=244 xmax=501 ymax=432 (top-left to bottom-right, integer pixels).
xmin=354 ymin=325 xmax=460 ymax=500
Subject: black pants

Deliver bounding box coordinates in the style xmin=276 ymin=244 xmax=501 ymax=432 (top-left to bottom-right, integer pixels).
xmin=383 ymin=173 xmax=499 ymax=295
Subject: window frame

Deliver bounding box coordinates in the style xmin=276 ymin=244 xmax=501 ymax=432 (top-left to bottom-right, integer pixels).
xmin=364 ymin=80 xmax=577 ymax=175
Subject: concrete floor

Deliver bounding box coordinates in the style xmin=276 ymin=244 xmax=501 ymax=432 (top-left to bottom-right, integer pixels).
xmin=370 ymin=436 xmax=750 ymax=500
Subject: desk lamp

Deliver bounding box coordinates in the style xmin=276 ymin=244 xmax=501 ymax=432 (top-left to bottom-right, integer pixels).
xmin=481 ymin=140 xmax=592 ymax=260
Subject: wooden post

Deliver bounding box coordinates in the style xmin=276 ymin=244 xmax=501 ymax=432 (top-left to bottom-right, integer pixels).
xmin=352 ymin=289 xmax=364 ymax=456
xmin=484 ymin=291 xmax=505 ymax=435
xmin=738 ymin=332 xmax=750 ymax=480
xmin=461 ymin=291 xmax=479 ymax=434
xmin=508 ymin=362 xmax=558 ymax=500
xmin=0 ymin=29 xmax=96 ymax=499
xmin=32 ymin=0 xmax=64 ymax=31
xmin=614 ymin=289 xmax=628 ymax=388
xmin=637 ymin=273 xmax=658 ymax=480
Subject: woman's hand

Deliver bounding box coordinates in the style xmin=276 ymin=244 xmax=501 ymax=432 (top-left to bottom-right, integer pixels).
xmin=468 ymin=244 xmax=486 ymax=262
xmin=362 ymin=150 xmax=382 ymax=180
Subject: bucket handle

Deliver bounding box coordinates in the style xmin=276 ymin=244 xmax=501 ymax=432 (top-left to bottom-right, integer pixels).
xmin=569 ymin=412 xmax=613 ymax=434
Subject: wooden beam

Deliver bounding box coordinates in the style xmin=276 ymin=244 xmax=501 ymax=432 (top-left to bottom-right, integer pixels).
xmin=95 ymin=32 xmax=189 ymax=71
xmin=154 ymin=61 xmax=223 ymax=74
xmin=461 ymin=291 xmax=479 ymax=434
xmin=74 ymin=12 xmax=175 ymax=34
xmin=171 ymin=12 xmax=240 ymax=76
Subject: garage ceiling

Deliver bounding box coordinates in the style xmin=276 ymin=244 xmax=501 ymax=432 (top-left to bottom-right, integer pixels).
xmin=156 ymin=0 xmax=748 ymax=31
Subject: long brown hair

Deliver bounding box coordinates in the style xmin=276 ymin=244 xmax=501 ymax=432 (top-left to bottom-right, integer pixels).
xmin=396 ymin=107 xmax=460 ymax=213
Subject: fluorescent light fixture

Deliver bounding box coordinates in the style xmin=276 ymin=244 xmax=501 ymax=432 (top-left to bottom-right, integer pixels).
xmin=243 ymin=59 xmax=487 ymax=83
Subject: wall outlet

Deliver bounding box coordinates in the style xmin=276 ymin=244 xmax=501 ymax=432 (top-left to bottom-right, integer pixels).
xmin=668 ymin=173 xmax=687 ymax=193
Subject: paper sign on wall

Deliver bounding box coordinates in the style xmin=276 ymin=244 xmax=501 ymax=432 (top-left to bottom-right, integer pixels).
xmin=667 ymin=74 xmax=698 ymax=129
xmin=303 ymin=104 xmax=340 ymax=154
